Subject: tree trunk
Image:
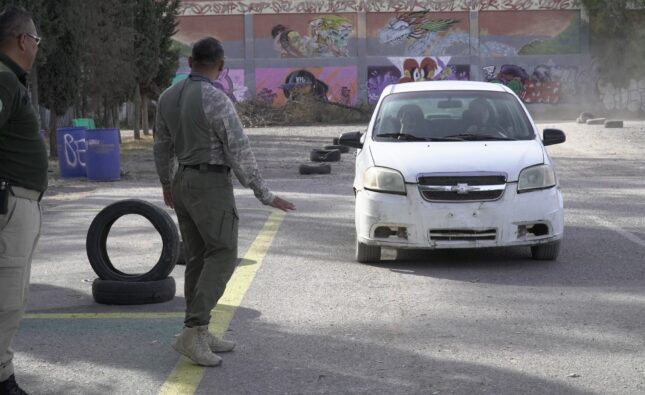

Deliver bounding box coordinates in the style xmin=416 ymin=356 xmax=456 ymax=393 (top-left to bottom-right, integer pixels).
xmin=133 ymin=85 xmax=141 ymax=140
xmin=142 ymin=95 xmax=150 ymax=136
xmin=49 ymin=111 xmax=58 ymax=159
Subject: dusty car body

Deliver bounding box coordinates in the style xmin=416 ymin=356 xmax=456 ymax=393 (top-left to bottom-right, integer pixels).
xmin=340 ymin=81 xmax=565 ymax=263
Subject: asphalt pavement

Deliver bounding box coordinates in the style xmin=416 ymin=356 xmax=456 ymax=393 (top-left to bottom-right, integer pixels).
xmin=12 ymin=121 xmax=645 ymax=394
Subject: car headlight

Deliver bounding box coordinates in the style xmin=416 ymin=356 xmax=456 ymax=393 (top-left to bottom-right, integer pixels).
xmin=363 ymin=167 xmax=406 ymax=195
xmin=517 ymin=164 xmax=556 ymax=193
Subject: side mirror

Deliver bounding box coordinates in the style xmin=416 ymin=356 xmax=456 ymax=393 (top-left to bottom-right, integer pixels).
xmin=542 ymin=128 xmax=566 ymax=146
xmin=339 ymin=131 xmax=364 ymax=149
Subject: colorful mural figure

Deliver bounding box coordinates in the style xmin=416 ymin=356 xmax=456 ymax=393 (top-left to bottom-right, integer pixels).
xmin=483 ymin=64 xmax=563 ymax=104
xmin=271 ymin=15 xmax=353 ymax=58
xmin=256 ymin=67 xmax=357 ymax=107
xmin=282 ymin=70 xmax=329 ymax=101
xmin=377 ymin=12 xmax=516 ymax=56
xmin=173 ymin=67 xmax=248 ymax=103
xmin=367 ymin=57 xmax=469 ymax=103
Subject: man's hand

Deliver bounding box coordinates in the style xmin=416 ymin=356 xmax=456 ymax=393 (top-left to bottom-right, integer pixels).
xmin=163 ymin=188 xmax=174 ymax=209
xmin=270 ymin=196 xmax=295 ymax=212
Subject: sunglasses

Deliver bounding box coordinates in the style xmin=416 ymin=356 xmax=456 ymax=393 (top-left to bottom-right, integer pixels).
xmin=23 ymin=32 xmax=42 ymax=46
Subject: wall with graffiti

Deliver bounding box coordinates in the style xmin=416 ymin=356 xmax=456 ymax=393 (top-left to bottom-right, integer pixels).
xmin=368 ymin=12 xmax=470 ymax=56
xmin=255 ymin=14 xmax=357 ymax=58
xmin=368 ymin=57 xmax=470 ymax=103
xmin=479 ymin=10 xmax=581 ymax=57
xmin=170 ymin=1 xmax=604 ymax=111
xmin=255 ymin=67 xmax=358 ymax=107
xmin=482 ymin=63 xmax=584 ymax=104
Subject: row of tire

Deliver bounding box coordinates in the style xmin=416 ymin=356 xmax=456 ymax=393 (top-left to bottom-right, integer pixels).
xmin=575 ymin=112 xmax=623 ymax=128
xmin=87 ymin=199 xmax=181 ymax=305
xmin=298 ymin=137 xmax=349 ymax=175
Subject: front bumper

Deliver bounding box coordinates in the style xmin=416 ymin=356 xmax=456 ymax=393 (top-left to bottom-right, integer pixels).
xmin=355 ymin=183 xmax=563 ymax=249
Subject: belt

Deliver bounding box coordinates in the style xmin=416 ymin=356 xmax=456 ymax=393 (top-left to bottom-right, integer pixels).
xmin=11 ymin=185 xmax=43 ymax=202
xmin=180 ymin=163 xmax=229 ymax=173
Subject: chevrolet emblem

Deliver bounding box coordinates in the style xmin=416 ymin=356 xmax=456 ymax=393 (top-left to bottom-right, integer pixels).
xmin=452 ymin=183 xmax=470 ymax=194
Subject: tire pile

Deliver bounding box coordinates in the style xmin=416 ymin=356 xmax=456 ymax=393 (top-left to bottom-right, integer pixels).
xmin=86 ymin=199 xmax=180 ymax=305
xmin=299 ymin=137 xmax=350 ymax=175
xmin=576 ymin=112 xmax=624 ymax=128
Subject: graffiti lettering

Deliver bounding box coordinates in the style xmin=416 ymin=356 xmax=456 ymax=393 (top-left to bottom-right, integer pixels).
xmin=598 ymin=79 xmax=645 ymax=113
xmin=178 ymin=0 xmax=579 ymax=15
xmin=63 ymin=134 xmax=87 ymax=169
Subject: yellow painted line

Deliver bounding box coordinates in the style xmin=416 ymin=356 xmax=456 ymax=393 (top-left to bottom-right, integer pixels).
xmin=24 ymin=312 xmax=185 ymax=319
xmin=159 ymin=210 xmax=286 ymax=395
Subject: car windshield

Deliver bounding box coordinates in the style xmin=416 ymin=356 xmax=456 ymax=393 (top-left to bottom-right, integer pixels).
xmin=373 ymin=90 xmax=535 ymax=141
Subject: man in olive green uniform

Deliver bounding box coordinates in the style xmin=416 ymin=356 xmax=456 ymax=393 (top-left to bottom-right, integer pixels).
xmin=0 ymin=6 xmax=45 ymax=395
xmin=154 ymin=37 xmax=295 ymax=367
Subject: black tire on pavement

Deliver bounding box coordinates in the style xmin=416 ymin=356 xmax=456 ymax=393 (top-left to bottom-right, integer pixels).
xmin=86 ymin=199 xmax=179 ymax=282
xmin=176 ymin=241 xmax=186 ymax=265
xmin=356 ymin=238 xmax=381 ymax=263
xmin=530 ymin=240 xmax=561 ymax=260
xmin=323 ymin=144 xmax=349 ymax=154
xmin=92 ymin=277 xmax=176 ymax=305
xmin=604 ymin=120 xmax=624 ymax=128
xmin=299 ymin=163 xmax=332 ymax=175
xmin=310 ymin=148 xmax=341 ymax=162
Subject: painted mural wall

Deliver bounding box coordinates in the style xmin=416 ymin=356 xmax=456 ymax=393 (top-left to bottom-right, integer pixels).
xmin=172 ymin=1 xmax=609 ymax=111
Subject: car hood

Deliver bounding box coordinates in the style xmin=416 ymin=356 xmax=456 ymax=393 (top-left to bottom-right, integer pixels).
xmin=368 ymin=140 xmax=544 ymax=182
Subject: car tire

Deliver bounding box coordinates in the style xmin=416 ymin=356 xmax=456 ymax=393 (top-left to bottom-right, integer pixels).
xmin=92 ymin=277 xmax=176 ymax=305
xmin=299 ymin=163 xmax=331 ymax=175
xmin=323 ymin=144 xmax=349 ymax=154
xmin=356 ymin=239 xmax=380 ymax=263
xmin=86 ymin=199 xmax=180 ymax=282
xmin=530 ymin=240 xmax=561 ymax=260
xmin=604 ymin=120 xmax=624 ymax=128
xmin=310 ymin=148 xmax=341 ymax=162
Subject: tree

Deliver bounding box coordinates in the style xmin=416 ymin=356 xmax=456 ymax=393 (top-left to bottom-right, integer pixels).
xmin=78 ymin=0 xmax=136 ymax=128
xmin=132 ymin=0 xmax=180 ymax=139
xmin=37 ymin=0 xmax=81 ymax=159
xmin=132 ymin=0 xmax=160 ymax=139
xmin=582 ymin=0 xmax=645 ymax=88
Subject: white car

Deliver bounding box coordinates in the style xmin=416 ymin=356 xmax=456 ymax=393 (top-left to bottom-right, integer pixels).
xmin=340 ymin=81 xmax=565 ymax=263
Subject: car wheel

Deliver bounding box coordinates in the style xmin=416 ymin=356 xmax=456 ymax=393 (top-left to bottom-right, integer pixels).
xmin=356 ymin=238 xmax=380 ymax=263
xmin=530 ymin=240 xmax=561 ymax=260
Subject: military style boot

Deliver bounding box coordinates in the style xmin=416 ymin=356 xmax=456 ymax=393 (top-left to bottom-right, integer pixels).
xmin=172 ymin=326 xmax=222 ymax=366
xmin=0 ymin=374 xmax=28 ymax=395
xmin=205 ymin=332 xmax=236 ymax=353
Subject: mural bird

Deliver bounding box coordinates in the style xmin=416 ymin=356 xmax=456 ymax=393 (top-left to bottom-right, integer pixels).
xmin=379 ymin=13 xmax=458 ymax=46
xmin=379 ymin=12 xmax=517 ymax=56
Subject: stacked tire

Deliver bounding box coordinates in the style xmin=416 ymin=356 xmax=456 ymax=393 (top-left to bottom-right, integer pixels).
xmin=86 ymin=199 xmax=180 ymax=305
xmin=299 ymin=136 xmax=351 ymax=175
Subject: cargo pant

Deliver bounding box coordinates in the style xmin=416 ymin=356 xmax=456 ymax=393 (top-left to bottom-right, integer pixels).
xmin=0 ymin=190 xmax=42 ymax=382
xmin=172 ymin=166 xmax=239 ymax=327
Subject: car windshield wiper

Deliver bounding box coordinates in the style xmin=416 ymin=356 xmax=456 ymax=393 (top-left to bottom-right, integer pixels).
xmin=375 ymin=133 xmax=428 ymax=141
xmin=442 ymin=133 xmax=517 ymax=141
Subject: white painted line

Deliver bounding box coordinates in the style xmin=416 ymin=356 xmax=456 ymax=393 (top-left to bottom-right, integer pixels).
xmin=590 ymin=215 xmax=645 ymax=249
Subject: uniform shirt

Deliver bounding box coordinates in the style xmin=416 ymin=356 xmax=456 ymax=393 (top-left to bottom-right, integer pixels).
xmin=154 ymin=73 xmax=274 ymax=205
xmin=0 ymin=52 xmax=48 ymax=192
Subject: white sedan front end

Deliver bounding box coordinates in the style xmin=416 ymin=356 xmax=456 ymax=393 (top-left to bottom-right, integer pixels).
xmin=341 ymin=81 xmax=566 ymax=262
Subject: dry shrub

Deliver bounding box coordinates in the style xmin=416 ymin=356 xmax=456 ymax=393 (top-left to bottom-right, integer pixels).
xmin=236 ymin=95 xmax=373 ymax=127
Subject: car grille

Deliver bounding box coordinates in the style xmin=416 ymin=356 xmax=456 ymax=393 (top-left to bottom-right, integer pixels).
xmin=429 ymin=228 xmax=497 ymax=241
xmin=418 ymin=172 xmax=507 ymax=202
